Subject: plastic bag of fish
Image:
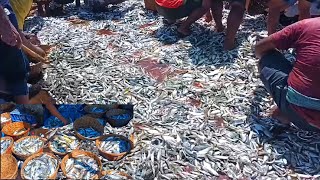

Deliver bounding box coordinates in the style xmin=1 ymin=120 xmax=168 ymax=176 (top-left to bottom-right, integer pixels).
xmin=14 ymin=137 xmax=44 ymax=156
xmin=99 ymin=137 xmax=131 ymax=154
xmin=23 ymin=153 xmax=58 ymax=179
xmin=65 ymin=155 xmax=99 ymax=179
xmin=1 ymin=138 xmax=12 ymax=154
xmin=50 ymin=135 xmax=79 ymax=154
xmin=77 ymin=127 xmax=101 ymax=138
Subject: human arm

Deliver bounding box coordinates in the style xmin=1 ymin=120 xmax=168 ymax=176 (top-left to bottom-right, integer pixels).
xmin=255 ymin=20 xmax=303 ymax=59
xmin=0 ymin=6 xmax=22 ymax=48
xmin=29 ymin=90 xmax=68 ymax=125
xmin=19 ymin=31 xmax=46 ymax=58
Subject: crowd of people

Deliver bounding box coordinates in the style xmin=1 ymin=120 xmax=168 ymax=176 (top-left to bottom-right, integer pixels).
xmin=0 ymin=0 xmax=319 ymax=131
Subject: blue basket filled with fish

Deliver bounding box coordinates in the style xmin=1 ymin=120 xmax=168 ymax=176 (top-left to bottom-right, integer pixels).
xmin=105 ymin=109 xmax=133 ymax=128
xmin=96 ymin=134 xmax=133 ymax=161
xmin=73 ymin=116 xmax=104 ymax=140
xmin=84 ymin=104 xmax=110 ymax=118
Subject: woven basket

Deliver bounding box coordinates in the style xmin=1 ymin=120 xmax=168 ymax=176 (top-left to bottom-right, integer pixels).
xmin=84 ymin=104 xmax=109 ymax=118
xmin=0 ymin=136 xmax=14 ymax=155
xmin=61 ymin=150 xmax=102 ymax=179
xmin=73 ymin=116 xmax=104 ymax=140
xmin=247 ymin=0 xmax=269 ymax=15
xmin=1 ymin=112 xmax=12 ymax=129
xmin=2 ymin=122 xmax=31 ymax=140
xmin=48 ymin=135 xmax=80 ymax=156
xmin=144 ymin=0 xmax=157 ymax=11
xmin=12 ymin=136 xmax=45 ymax=160
xmin=96 ymin=134 xmax=133 ymax=161
xmin=21 ymin=152 xmax=59 ymax=180
xmin=0 ymin=154 xmax=18 ymax=179
xmin=100 ymin=170 xmax=133 ymax=179
xmin=105 ymin=109 xmax=133 ymax=128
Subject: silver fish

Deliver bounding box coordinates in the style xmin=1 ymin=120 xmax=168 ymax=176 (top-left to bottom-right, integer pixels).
xmin=1 ymin=138 xmax=12 ymax=154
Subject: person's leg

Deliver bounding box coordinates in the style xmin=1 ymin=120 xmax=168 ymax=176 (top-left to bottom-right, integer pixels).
xmin=224 ymin=0 xmax=245 ymax=50
xmin=211 ymin=0 xmax=225 ymax=32
xmin=267 ymin=0 xmax=294 ymax=35
xmin=297 ymin=0 xmax=311 ymax=20
xmin=258 ymin=50 xmax=293 ymax=125
xmin=178 ymin=0 xmax=211 ymax=36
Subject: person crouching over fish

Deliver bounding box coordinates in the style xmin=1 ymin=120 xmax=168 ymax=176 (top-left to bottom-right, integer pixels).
xmin=255 ymin=17 xmax=320 ymax=132
xmin=155 ymin=0 xmax=212 ymax=37
xmin=0 ymin=88 xmax=69 ymax=127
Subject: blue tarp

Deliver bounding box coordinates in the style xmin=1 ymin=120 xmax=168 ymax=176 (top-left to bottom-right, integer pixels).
xmin=44 ymin=104 xmax=85 ymax=128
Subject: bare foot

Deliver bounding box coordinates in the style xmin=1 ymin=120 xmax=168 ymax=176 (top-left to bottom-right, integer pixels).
xmin=270 ymin=107 xmax=290 ymax=126
xmin=223 ymin=38 xmax=237 ymax=50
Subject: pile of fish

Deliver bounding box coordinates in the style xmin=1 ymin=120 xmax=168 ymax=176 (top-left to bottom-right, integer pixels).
xmin=50 ymin=135 xmax=79 ymax=153
xmin=23 ymin=0 xmax=320 ymax=178
xmin=77 ymin=127 xmax=101 ymax=138
xmin=13 ymin=128 xmax=27 ymax=136
xmin=65 ymin=155 xmax=99 ymax=179
xmin=99 ymin=136 xmax=131 ymax=154
xmin=101 ymin=171 xmax=130 ymax=180
xmin=23 ymin=154 xmax=58 ymax=179
xmin=0 ymin=138 xmax=12 ymax=154
xmin=14 ymin=137 xmax=43 ymax=156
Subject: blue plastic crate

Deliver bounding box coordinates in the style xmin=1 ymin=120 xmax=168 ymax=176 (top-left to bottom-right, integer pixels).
xmin=10 ymin=109 xmax=37 ymax=125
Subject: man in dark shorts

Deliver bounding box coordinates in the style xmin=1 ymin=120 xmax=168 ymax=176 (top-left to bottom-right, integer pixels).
xmin=210 ymin=0 xmax=246 ymax=50
xmin=255 ymin=17 xmax=320 ymax=132
xmin=0 ymin=1 xmax=30 ymax=104
xmin=155 ymin=0 xmax=212 ymax=37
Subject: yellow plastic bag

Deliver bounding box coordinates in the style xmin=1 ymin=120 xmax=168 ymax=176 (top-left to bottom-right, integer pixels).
xmin=9 ymin=0 xmax=33 ymax=30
